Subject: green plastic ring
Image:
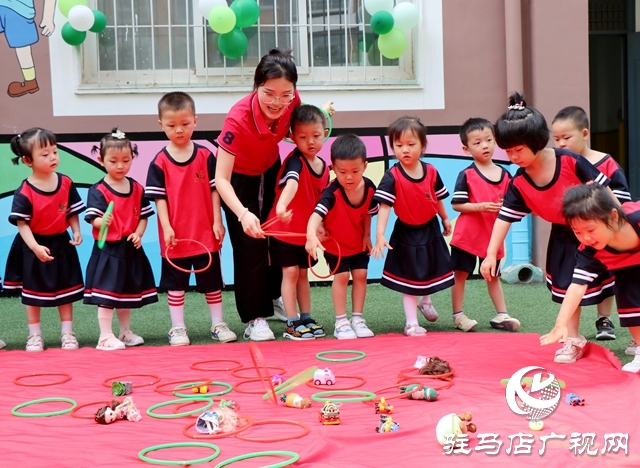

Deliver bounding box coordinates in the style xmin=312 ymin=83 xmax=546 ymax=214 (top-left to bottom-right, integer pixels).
xmin=311 ymin=390 xmax=376 ymax=403
xmin=316 ymin=350 xmax=366 ymax=362
xmin=147 ymin=397 xmax=213 ymax=419
xmin=215 ymin=451 xmax=300 ymax=468
xmin=172 ymin=381 xmax=233 ymax=398
xmin=138 ymin=442 xmax=220 ymax=465
xmin=11 ymin=397 xmax=77 ymax=417
xmin=97 ymin=200 xmax=114 ymax=249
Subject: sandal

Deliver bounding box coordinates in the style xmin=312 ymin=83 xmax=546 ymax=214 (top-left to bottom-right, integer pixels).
xmin=96 ymin=333 xmax=126 ymax=351
xmin=302 ymin=318 xmax=325 ymax=337
xmin=283 ymin=319 xmax=315 ymax=341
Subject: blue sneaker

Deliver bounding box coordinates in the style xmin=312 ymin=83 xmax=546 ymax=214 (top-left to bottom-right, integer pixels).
xmin=334 ymin=320 xmax=357 ymax=340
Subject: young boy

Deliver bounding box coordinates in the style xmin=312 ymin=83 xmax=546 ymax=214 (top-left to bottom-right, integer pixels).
xmin=145 ymin=91 xmax=234 ymax=346
xmin=552 ymin=106 xmax=631 ymax=343
xmin=306 ymin=134 xmax=378 ymax=339
xmin=450 ymin=118 xmax=520 ymax=331
xmin=266 ymin=105 xmax=330 ymax=340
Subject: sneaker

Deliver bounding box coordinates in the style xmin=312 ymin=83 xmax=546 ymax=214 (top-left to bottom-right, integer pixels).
xmin=454 ymin=313 xmax=478 ymax=332
xmin=622 ymin=354 xmax=640 ymax=373
xmin=26 ymin=333 xmax=44 ymax=352
xmin=302 ymin=318 xmax=325 ymax=337
xmin=283 ymin=319 xmax=315 ymax=341
xmin=351 ymin=317 xmax=374 ymax=338
xmin=211 ymin=322 xmax=237 ymax=343
xmin=272 ymin=297 xmax=288 ymax=322
xmin=168 ymin=326 xmax=190 ymax=346
xmin=61 ymin=331 xmax=79 ymax=350
xmin=418 ymin=298 xmax=439 ymax=322
xmin=244 ymin=318 xmax=275 ymax=341
xmin=119 ymin=330 xmax=145 ymax=347
xmin=404 ymin=323 xmax=427 ymax=336
xmin=554 ymin=335 xmax=587 ymax=363
xmin=96 ymin=333 xmax=126 ymax=351
xmin=490 ymin=314 xmax=521 ymax=332
xmin=625 ymin=339 xmax=637 ymax=356
xmin=595 ymin=317 xmax=616 ymax=340
xmin=334 ymin=320 xmax=357 ymax=339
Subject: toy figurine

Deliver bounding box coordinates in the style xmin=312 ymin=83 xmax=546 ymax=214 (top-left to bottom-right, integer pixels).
xmin=565 ymin=393 xmax=585 ymax=406
xmin=219 ymin=399 xmax=240 ymax=411
xmin=529 ymin=419 xmax=544 ymax=431
xmin=435 ymin=411 xmax=476 ymax=445
xmin=375 ymin=414 xmax=399 ymax=433
xmin=313 ymin=368 xmax=335 ymax=386
xmin=319 ymin=401 xmax=341 ymax=425
xmin=271 ymin=374 xmax=284 ymax=386
xmin=414 ymin=356 xmax=427 ymax=369
xmin=280 ymin=393 xmax=312 ymax=409
xmin=95 ymin=397 xmax=142 ymax=424
xmin=191 ymin=384 xmax=209 ymax=394
xmin=196 ymin=406 xmax=242 ymax=434
xmin=374 ymin=397 xmax=394 ymax=414
xmin=400 ymin=384 xmax=438 ymax=401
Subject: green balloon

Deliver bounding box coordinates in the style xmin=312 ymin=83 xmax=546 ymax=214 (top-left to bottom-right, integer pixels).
xmin=61 ymin=22 xmax=86 ymax=45
xmin=209 ymin=5 xmax=236 ymax=34
xmin=377 ymin=28 xmax=407 ymax=59
xmin=58 ymin=0 xmax=88 ymax=17
xmin=230 ymin=0 xmax=260 ymax=29
xmin=218 ymin=28 xmax=248 ymax=59
xmin=89 ymin=10 xmax=107 ymax=33
xmin=370 ymin=11 xmax=394 ymax=35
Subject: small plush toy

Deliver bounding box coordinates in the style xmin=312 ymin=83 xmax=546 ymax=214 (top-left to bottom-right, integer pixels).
xmin=400 ymin=384 xmax=438 ymax=401
xmin=435 ymin=411 xmax=476 ymax=445
xmin=375 ymin=414 xmax=399 ymax=433
xmin=565 ymin=393 xmax=585 ymax=406
xmin=280 ymin=393 xmax=312 ymax=409
xmin=95 ymin=397 xmax=142 ymax=424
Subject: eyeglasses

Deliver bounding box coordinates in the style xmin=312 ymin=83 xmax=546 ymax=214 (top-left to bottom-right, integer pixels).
xmin=258 ymin=88 xmax=295 ymax=105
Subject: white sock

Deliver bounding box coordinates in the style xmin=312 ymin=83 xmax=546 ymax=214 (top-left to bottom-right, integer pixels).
xmin=61 ymin=321 xmax=73 ymax=333
xmin=206 ymin=291 xmax=223 ymax=325
xmin=28 ymin=322 xmax=41 ymax=335
xmin=403 ymin=295 xmax=418 ymax=325
xmin=116 ymin=309 xmax=131 ymax=335
xmin=168 ymin=290 xmax=185 ymax=327
xmin=98 ymin=307 xmax=114 ymax=336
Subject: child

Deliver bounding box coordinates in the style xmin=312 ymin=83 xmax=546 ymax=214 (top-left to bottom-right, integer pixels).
xmin=145 ymin=92 xmax=233 ymax=346
xmin=266 ymin=105 xmax=330 ymax=340
xmin=306 ymin=134 xmax=378 ymax=339
xmin=450 ymin=118 xmax=520 ymax=331
xmin=552 ymin=106 xmax=631 ymax=342
xmin=4 ymin=128 xmax=85 ymax=352
xmin=84 ymin=129 xmax=158 ymax=350
xmin=371 ymin=117 xmax=455 ymax=336
xmin=541 ymin=184 xmax=640 ymax=372
xmin=480 ymin=93 xmax=620 ymax=363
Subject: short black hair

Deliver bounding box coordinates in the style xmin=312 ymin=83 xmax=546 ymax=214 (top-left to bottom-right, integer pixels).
xmin=563 ymin=183 xmax=626 ymax=230
xmin=253 ymin=48 xmax=298 ymax=90
xmin=552 ymin=106 xmax=589 ymax=131
xmin=330 ymin=134 xmax=366 ymax=163
xmin=290 ymin=105 xmax=326 ymax=132
xmin=460 ymin=118 xmax=494 ymax=146
xmin=10 ymin=127 xmax=57 ymax=165
xmin=495 ymin=92 xmax=549 ymax=153
xmin=158 ymin=91 xmax=195 ymax=119
xmin=388 ymin=116 xmax=427 ymax=152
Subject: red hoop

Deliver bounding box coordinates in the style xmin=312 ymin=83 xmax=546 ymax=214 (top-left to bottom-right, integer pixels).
xmin=235 ymin=419 xmax=310 ymax=443
xmin=13 ymin=372 xmax=71 ymax=387
xmin=397 ymin=366 xmax=455 ymax=381
xmin=230 ymin=365 xmax=286 ymax=379
xmin=362 ymin=382 xmax=425 ymax=405
xmin=306 ymin=375 xmax=366 ymax=390
xmin=190 ymin=359 xmax=243 ymax=372
xmin=308 ymin=236 xmax=342 ymax=279
xmin=233 ymin=377 xmax=276 ymax=395
xmin=248 ymin=342 xmax=278 ymax=405
xmin=70 ymin=400 xmax=111 ymax=419
xmin=182 ymin=415 xmax=254 ymax=439
xmin=154 ymin=379 xmax=212 ymax=394
xmin=102 ymin=373 xmax=161 ymax=388
xmin=164 ymin=239 xmax=212 ymax=274
xmin=396 ymin=376 xmax=454 ymax=391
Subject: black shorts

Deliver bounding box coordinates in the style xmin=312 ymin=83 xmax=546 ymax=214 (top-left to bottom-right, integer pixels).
xmin=450 ymin=245 xmax=500 ymax=275
xmin=269 ymin=237 xmax=316 ymax=269
xmin=160 ymin=252 xmax=223 ymax=293
xmin=324 ymin=251 xmax=369 ymax=275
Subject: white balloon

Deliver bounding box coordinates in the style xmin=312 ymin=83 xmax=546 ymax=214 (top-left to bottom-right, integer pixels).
xmin=199 ymin=0 xmax=227 ymax=19
xmin=68 ymin=5 xmax=95 ymax=32
xmin=364 ymin=0 xmax=393 ymax=16
xmin=393 ymin=2 xmax=419 ymax=31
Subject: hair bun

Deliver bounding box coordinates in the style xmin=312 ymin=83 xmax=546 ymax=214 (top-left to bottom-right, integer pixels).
xmin=508 ymin=92 xmax=526 ymax=110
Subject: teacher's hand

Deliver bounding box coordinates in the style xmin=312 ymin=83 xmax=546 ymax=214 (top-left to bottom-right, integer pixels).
xmin=241 ymin=211 xmax=265 ymax=238
xmin=321 ymin=101 xmax=335 ymax=117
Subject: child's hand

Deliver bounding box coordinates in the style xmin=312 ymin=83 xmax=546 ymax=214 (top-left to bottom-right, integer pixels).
xmin=127 ymin=233 xmax=142 ymax=249
xmin=305 ymin=235 xmax=324 ymax=260
xmin=540 ymin=325 xmax=568 ymax=346
xmin=316 ymin=223 xmax=328 ymax=241
xmin=363 ymin=236 xmax=373 ymax=254
xmin=240 ymin=211 xmax=265 ymax=238
xmin=480 ymin=256 xmax=497 ymax=281
xmin=371 ymin=236 xmax=392 ymax=260
xmin=70 ymin=231 xmax=82 ymax=246
xmin=441 ymin=219 xmax=452 ymax=236
xmin=276 ymin=203 xmax=293 ymax=223
xmin=163 ymin=226 xmax=176 ymax=247
xmin=213 ymin=222 xmax=226 ymax=244
xmin=33 ymin=244 xmax=54 ymax=262
xmin=480 ymin=202 xmax=502 ymax=213
xmin=103 ymin=212 xmax=114 ymax=227
xmin=321 ymin=100 xmax=335 ymax=117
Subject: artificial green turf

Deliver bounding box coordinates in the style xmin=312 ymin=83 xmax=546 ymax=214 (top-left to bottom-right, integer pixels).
xmin=0 ymin=280 xmax=632 ymax=365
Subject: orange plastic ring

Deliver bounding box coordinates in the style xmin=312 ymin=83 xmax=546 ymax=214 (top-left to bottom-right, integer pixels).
xmin=397 ymin=366 xmax=455 ymax=381
xmin=102 ymin=373 xmax=161 ymax=388
xmin=154 ymin=379 xmax=212 ymax=394
xmin=235 ymin=419 xmax=310 ymax=443
xmin=396 ymin=376 xmax=454 ymax=391
xmin=164 ymin=239 xmax=212 ymax=274
xmin=306 ymin=375 xmax=366 ymax=391
xmin=190 ymin=359 xmax=243 ymax=372
xmin=233 ymin=377 xmax=275 ymax=395
xmin=230 ymin=365 xmax=286 ymax=379
xmin=308 ymin=236 xmax=341 ymax=280
xmin=14 ymin=372 xmax=71 ymax=387
xmin=248 ymin=342 xmax=278 ymax=405
xmin=182 ymin=415 xmax=254 ymax=439
xmin=362 ymin=382 xmax=425 ymax=404
xmin=70 ymin=400 xmax=111 ymax=419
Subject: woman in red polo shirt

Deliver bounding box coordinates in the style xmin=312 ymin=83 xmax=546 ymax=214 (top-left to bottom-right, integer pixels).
xmin=216 ymin=48 xmax=332 ymax=341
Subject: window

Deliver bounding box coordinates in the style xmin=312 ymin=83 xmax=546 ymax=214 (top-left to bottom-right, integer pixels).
xmin=81 ymin=0 xmax=417 ymax=89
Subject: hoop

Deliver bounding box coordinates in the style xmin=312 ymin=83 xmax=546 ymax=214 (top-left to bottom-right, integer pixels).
xmin=164 ymin=239 xmax=212 ymax=274
xmin=311 ymin=390 xmax=376 ymax=403
xmin=282 ymin=102 xmax=333 ymax=144
xmin=102 ymin=373 xmax=160 ymax=388
xmin=173 ymin=381 xmax=232 ymax=398
xmin=182 ymin=415 xmax=254 ymax=439
xmin=214 ymin=451 xmax=300 ymax=468
xmin=306 ymin=375 xmax=366 ymax=390
xmin=397 ymin=366 xmax=455 ymax=381
xmin=13 ymin=372 xmax=72 ymax=387
xmin=138 ymin=442 xmax=220 ymax=466
xmin=248 ymin=342 xmax=278 ymax=405
xmin=235 ymin=419 xmax=310 ymax=443
xmin=308 ymin=236 xmax=341 ymax=279
xmin=396 ymin=376 xmax=454 ymax=391
xmin=234 ymin=377 xmax=276 ymax=395
xmin=11 ymin=397 xmax=77 ymax=417
xmin=316 ymin=350 xmax=366 ymax=363
xmin=70 ymin=400 xmax=112 ymax=419
xmin=363 ymin=382 xmax=425 ymax=403
xmin=263 ymin=366 xmax=318 ymax=400
xmin=190 ymin=359 xmax=243 ymax=372
xmin=230 ymin=365 xmax=286 ymax=379
xmin=154 ymin=379 xmax=212 ymax=394
xmin=147 ymin=397 xmax=213 ymax=419
xmin=97 ymin=200 xmax=114 ymax=249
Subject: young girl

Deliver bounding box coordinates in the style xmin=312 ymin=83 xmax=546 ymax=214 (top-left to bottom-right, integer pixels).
xmin=85 ymin=129 xmax=157 ymax=350
xmin=480 ymin=93 xmax=621 ymax=363
xmin=4 ymin=128 xmax=85 ymax=352
xmin=371 ymin=117 xmax=455 ymax=336
xmin=541 ymin=184 xmax=640 ymax=372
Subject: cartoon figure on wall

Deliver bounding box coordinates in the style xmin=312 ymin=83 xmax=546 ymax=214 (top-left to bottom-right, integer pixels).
xmin=0 ymin=0 xmax=56 ymax=97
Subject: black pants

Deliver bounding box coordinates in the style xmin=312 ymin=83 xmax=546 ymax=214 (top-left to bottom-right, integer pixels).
xmin=223 ymin=159 xmax=282 ymax=323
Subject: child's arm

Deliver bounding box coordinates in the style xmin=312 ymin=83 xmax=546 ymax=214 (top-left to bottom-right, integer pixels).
xmin=17 ymin=220 xmax=53 ymax=262
xmin=276 ymin=179 xmax=298 ymax=223
xmin=127 ymin=219 xmax=148 ymax=249
xmin=68 ymin=215 xmax=83 ymax=246
xmin=452 ymin=201 xmax=502 ymax=214
xmin=479 ymin=219 xmax=511 ymax=280
xmin=540 ymin=283 xmax=588 ymax=345
xmin=371 ymin=204 xmax=392 ymax=260
xmin=437 ymin=200 xmax=452 ymax=236
xmin=305 ymin=212 xmax=325 ymax=259
xmin=212 ymin=191 xmax=226 ymax=244
xmin=362 ymin=214 xmax=373 ymax=253
xmin=155 ymin=199 xmax=175 ymax=247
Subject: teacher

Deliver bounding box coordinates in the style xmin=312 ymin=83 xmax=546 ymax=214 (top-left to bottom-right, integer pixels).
xmin=215 ymin=48 xmax=332 ymax=342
